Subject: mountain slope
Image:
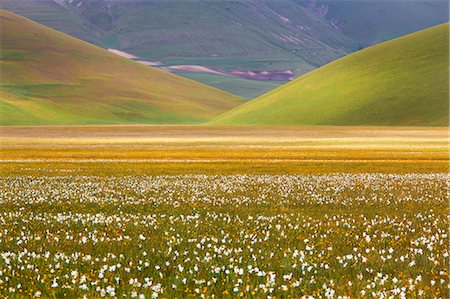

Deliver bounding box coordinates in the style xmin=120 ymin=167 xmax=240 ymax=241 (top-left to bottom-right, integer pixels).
xmin=0 ymin=10 xmax=243 ymax=125
xmin=0 ymin=0 xmax=358 ymax=73
xmin=3 ymin=0 xmax=447 ymax=71
xmin=298 ymin=0 xmax=449 ymax=46
xmin=211 ymin=24 xmax=449 ymax=126
xmin=0 ymin=0 xmax=357 ymax=73
xmin=0 ymin=0 xmax=99 ymax=43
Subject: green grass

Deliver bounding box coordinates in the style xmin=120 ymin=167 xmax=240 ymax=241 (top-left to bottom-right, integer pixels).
xmin=212 ymin=23 xmax=449 ymax=126
xmin=0 ymin=10 xmax=243 ymax=125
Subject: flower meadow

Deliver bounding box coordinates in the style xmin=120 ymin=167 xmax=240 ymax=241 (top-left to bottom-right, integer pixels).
xmin=0 ymin=173 xmax=448 ymax=298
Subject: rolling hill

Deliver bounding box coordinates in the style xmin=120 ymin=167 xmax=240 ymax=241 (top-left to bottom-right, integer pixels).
xmin=0 ymin=10 xmax=243 ymax=125
xmin=1 ymin=0 xmax=447 ymax=98
xmin=211 ymin=23 xmax=449 ymax=126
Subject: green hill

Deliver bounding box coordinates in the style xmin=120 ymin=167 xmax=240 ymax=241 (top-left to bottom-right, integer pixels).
xmin=212 ymin=23 xmax=449 ymax=126
xmin=2 ymin=1 xmax=447 ymax=98
xmin=0 ymin=10 xmax=243 ymax=125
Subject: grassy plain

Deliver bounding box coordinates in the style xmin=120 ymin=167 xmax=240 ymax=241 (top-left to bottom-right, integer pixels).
xmin=1 ymin=125 xmax=448 ymax=176
xmin=0 ymin=126 xmax=448 ymax=298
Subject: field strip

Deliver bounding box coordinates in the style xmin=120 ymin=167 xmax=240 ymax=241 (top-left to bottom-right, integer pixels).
xmin=1 ymin=159 xmax=448 ymax=163
xmin=1 ymin=137 xmax=447 ymax=144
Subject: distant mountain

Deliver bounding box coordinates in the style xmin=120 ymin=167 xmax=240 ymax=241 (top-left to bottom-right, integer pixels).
xmin=211 ymin=24 xmax=449 ymax=126
xmin=0 ymin=0 xmax=101 ymax=43
xmin=1 ymin=0 xmax=448 ymax=98
xmin=0 ymin=10 xmax=243 ymax=125
xmin=0 ymin=0 xmax=357 ymax=72
xmin=297 ymin=0 xmax=449 ymax=45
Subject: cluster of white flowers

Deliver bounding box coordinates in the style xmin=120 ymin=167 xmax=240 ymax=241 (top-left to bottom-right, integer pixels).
xmin=0 ymin=173 xmax=448 ymax=297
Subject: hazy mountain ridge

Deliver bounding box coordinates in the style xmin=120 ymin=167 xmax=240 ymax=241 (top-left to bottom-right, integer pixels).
xmin=297 ymin=0 xmax=449 ymax=45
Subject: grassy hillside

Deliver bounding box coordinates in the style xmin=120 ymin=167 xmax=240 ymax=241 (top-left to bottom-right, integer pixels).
xmin=0 ymin=10 xmax=243 ymax=125
xmin=212 ymin=23 xmax=449 ymax=126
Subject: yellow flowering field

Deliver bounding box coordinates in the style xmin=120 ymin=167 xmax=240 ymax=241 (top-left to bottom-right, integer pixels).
xmin=0 ymin=126 xmax=448 ymax=298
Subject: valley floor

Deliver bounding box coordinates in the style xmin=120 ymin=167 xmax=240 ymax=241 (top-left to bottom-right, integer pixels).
xmin=1 ymin=125 xmax=448 ymax=298
xmin=1 ymin=125 xmax=448 ymax=175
